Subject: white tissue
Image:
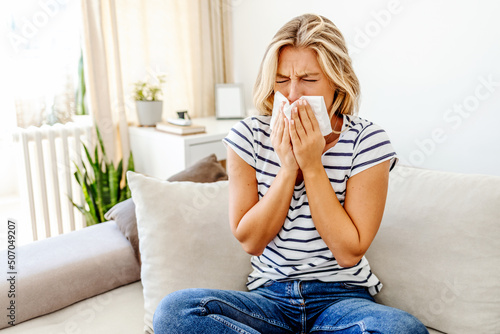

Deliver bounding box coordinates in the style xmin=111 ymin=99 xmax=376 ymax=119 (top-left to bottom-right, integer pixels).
xmin=270 ymin=92 xmax=332 ymax=136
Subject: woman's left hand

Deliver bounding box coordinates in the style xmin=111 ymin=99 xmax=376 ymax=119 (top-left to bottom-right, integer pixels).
xmin=289 ymin=99 xmax=326 ymax=172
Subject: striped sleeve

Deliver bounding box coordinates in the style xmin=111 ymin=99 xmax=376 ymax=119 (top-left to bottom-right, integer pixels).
xmin=223 ymin=118 xmax=256 ymax=169
xmin=350 ymin=123 xmax=398 ymax=177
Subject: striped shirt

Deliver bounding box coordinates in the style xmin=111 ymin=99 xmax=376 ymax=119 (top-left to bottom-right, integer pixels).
xmin=223 ymin=114 xmax=397 ymax=295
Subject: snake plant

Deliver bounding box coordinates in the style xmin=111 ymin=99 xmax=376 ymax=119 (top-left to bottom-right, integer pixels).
xmin=72 ymin=125 xmax=134 ymax=226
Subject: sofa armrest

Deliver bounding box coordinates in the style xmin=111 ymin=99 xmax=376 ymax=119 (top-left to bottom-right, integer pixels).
xmin=0 ymin=221 xmax=141 ymax=329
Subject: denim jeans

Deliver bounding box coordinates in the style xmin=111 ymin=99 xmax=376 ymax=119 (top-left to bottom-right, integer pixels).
xmin=153 ymin=280 xmax=428 ymax=334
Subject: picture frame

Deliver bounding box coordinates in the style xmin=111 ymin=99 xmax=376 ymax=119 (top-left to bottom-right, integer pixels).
xmin=215 ymin=83 xmax=246 ymax=119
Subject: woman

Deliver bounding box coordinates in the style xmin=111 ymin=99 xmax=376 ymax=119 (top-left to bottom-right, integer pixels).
xmin=153 ymin=14 xmax=428 ymax=333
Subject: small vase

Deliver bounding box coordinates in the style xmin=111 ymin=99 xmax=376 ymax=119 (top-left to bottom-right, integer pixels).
xmin=136 ymin=101 xmax=163 ymax=126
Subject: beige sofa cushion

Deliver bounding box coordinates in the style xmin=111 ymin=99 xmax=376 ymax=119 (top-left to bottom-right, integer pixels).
xmin=0 ymin=281 xmax=144 ymax=334
xmin=0 ymin=221 xmax=141 ymax=329
xmin=127 ymin=172 xmax=251 ymax=333
xmin=366 ymin=165 xmax=500 ymax=334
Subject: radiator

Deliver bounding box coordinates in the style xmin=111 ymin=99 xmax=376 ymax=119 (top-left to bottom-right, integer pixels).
xmin=13 ymin=122 xmax=93 ymax=241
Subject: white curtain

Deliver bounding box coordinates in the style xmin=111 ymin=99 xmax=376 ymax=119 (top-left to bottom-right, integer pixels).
xmin=80 ymin=0 xmax=233 ymax=163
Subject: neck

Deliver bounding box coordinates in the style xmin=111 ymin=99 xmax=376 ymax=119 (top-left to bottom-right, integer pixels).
xmin=325 ymin=114 xmax=342 ymax=142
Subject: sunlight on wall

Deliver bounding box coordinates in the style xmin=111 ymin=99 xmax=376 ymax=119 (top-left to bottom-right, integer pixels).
xmin=231 ymin=0 xmax=500 ymax=176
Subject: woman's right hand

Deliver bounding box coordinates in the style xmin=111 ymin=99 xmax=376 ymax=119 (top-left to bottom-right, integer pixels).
xmin=271 ymin=102 xmax=299 ymax=172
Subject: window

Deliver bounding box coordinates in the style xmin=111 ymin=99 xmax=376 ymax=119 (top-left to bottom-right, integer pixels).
xmin=4 ymin=0 xmax=83 ymax=128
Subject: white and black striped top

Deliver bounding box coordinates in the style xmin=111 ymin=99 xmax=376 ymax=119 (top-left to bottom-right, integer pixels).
xmin=223 ymin=114 xmax=397 ymax=295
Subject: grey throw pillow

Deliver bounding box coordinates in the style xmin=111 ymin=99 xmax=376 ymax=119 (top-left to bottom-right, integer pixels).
xmin=167 ymin=153 xmax=228 ymax=182
xmin=104 ymin=198 xmax=140 ymax=263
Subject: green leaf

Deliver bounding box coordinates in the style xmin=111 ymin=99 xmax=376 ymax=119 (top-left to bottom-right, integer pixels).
xmin=82 ymin=142 xmax=97 ymax=175
xmin=71 ymin=161 xmax=99 ymax=226
xmin=94 ymin=144 xmax=99 ymax=167
xmin=70 ymin=197 xmax=97 ymax=226
xmin=95 ymin=125 xmax=108 ymax=164
xmin=73 ymin=164 xmax=83 ymax=187
xmin=85 ymin=174 xmax=101 ymax=223
xmin=94 ymin=162 xmax=104 ymax=222
xmin=127 ymin=152 xmax=135 ymax=172
xmin=108 ymin=162 xmax=118 ymax=207
xmin=115 ymin=159 xmax=123 ymax=202
xmin=75 ymin=50 xmax=87 ymax=116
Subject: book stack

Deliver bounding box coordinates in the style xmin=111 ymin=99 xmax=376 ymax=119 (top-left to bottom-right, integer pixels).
xmin=155 ymin=122 xmax=206 ymax=135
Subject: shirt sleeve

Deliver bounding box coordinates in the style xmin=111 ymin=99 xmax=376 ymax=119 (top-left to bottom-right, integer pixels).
xmin=350 ymin=123 xmax=398 ymax=177
xmin=223 ymin=118 xmax=256 ymax=169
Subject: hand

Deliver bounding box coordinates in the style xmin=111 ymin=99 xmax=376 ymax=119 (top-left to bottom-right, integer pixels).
xmin=271 ymin=102 xmax=299 ymax=172
xmin=289 ymin=99 xmax=325 ymax=172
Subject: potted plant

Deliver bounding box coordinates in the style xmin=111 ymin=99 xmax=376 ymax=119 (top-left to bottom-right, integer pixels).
xmin=71 ymin=125 xmax=135 ymax=226
xmin=133 ymin=73 xmax=166 ymax=126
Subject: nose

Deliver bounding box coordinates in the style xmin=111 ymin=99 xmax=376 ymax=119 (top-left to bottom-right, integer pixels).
xmin=287 ymin=80 xmax=302 ymax=104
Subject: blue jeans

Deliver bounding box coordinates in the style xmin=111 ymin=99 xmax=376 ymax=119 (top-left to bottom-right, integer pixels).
xmin=153 ymin=280 xmax=428 ymax=334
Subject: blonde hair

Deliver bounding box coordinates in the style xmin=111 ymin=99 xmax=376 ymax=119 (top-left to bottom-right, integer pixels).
xmin=253 ymin=14 xmax=360 ymax=118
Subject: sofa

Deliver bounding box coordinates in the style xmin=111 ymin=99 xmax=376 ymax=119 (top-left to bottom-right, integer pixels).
xmin=1 ymin=158 xmax=499 ymax=334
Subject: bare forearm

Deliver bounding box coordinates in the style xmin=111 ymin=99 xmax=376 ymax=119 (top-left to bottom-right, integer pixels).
xmin=303 ymin=166 xmax=363 ymax=267
xmin=233 ymin=168 xmax=297 ymax=255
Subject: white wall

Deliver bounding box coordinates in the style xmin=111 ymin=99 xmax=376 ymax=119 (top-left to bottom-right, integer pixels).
xmin=232 ymin=0 xmax=500 ymax=176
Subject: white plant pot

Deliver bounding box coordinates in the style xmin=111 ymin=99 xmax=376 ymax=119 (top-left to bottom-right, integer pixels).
xmin=136 ymin=101 xmax=163 ymax=126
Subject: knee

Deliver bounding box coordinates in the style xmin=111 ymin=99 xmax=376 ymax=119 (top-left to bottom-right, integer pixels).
xmin=153 ymin=289 xmax=205 ymax=333
xmin=152 ymin=291 xmax=181 ymax=332
xmin=388 ymin=310 xmax=428 ymax=334
xmin=361 ymin=305 xmax=428 ymax=334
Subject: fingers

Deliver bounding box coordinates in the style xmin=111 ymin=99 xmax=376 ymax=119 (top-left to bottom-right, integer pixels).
xmin=303 ymin=99 xmax=320 ymax=131
xmin=282 ymin=114 xmax=291 ymax=144
xmin=280 ymin=102 xmax=288 ymax=143
xmin=278 ymin=102 xmax=285 ymax=130
xmin=272 ymin=102 xmax=296 ymax=152
xmin=289 ymin=99 xmax=324 ymax=148
xmin=296 ymin=99 xmax=318 ymax=134
xmin=271 ymin=102 xmax=299 ymax=170
xmin=289 ymin=108 xmax=301 ymax=146
xmin=272 ymin=102 xmax=285 ymax=138
xmin=288 ymin=100 xmax=326 ymax=171
xmin=290 ymin=104 xmax=306 ymax=141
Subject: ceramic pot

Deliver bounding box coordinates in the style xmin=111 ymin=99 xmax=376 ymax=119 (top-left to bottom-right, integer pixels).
xmin=136 ymin=101 xmax=163 ymax=126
